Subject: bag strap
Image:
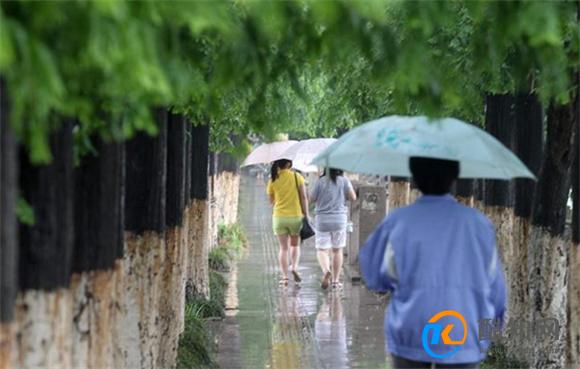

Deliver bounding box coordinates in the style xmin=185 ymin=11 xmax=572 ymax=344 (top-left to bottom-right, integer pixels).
xmin=294 ymin=172 xmax=304 ymax=216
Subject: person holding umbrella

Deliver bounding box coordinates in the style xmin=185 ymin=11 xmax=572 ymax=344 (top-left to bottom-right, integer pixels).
xmin=360 ymin=157 xmax=506 ymax=368
xmin=312 ymin=116 xmax=534 ymax=368
xmin=309 ymin=168 xmax=356 ymax=291
xmin=267 ymin=159 xmax=309 ymax=287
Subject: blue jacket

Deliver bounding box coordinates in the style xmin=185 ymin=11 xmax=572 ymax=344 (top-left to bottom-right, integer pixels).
xmin=359 ymin=194 xmax=506 ymax=364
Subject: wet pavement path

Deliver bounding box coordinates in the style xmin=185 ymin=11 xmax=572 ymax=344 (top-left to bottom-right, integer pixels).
xmin=213 ymin=176 xmax=389 ymax=369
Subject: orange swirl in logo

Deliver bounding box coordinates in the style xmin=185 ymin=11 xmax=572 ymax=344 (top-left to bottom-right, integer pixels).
xmin=428 ymin=310 xmax=468 ymax=345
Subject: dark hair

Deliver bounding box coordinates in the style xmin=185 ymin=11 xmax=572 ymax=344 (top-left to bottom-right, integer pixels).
xmin=409 ymin=157 xmax=459 ymax=195
xmin=321 ymin=167 xmax=344 ymax=184
xmin=270 ymin=159 xmax=292 ymax=181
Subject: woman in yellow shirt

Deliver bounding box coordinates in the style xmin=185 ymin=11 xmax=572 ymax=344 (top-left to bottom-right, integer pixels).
xmin=267 ymin=159 xmax=309 ymax=287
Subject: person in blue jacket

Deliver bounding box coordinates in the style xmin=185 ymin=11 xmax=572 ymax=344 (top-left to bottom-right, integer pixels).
xmin=359 ymin=157 xmax=506 ymax=369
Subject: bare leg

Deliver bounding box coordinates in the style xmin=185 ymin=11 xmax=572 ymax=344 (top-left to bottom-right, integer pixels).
xmin=277 ymin=235 xmax=289 ymax=278
xmin=289 ymin=235 xmax=302 ymax=282
xmin=331 ymin=248 xmax=344 ymax=283
xmin=317 ymin=249 xmax=332 ymax=289
xmin=316 ymin=249 xmax=331 ymax=274
xmin=289 ymin=235 xmax=300 ymax=271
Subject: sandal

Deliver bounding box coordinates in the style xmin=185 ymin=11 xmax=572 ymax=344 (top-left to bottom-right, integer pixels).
xmin=291 ymin=270 xmax=302 ymax=283
xmin=331 ymin=282 xmax=343 ymax=292
xmin=279 ymin=277 xmax=289 ymax=287
xmin=321 ymin=271 xmax=332 ymax=290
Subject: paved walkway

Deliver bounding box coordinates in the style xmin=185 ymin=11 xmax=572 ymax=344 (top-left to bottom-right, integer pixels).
xmin=213 ymin=176 xmax=389 ymax=369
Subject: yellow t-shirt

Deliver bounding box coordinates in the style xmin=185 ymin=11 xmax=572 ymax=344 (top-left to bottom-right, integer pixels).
xmin=267 ymin=169 xmax=305 ymax=217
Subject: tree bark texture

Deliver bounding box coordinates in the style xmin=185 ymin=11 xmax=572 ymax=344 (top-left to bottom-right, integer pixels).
xmin=120 ymin=108 xmax=170 ymax=368
xmin=190 ymin=124 xmax=209 ymax=201
xmin=408 ymin=181 xmax=420 ymax=204
xmin=124 ymin=108 xmax=167 ymax=234
xmin=12 ymin=121 xmax=75 ymax=369
xmin=0 ymin=79 xmax=18 ymax=369
xmin=528 ymin=99 xmax=577 ymax=369
xmin=567 ymin=97 xmax=579 ymax=368
xmin=166 ymin=112 xmax=187 ymax=228
xmin=73 ymin=139 xmax=125 ymax=272
xmin=159 ymin=111 xmax=189 ymax=367
xmin=187 ymin=124 xmax=210 ymax=300
xmin=19 ymin=120 xmax=75 ymax=291
xmin=217 ymin=151 xmax=239 ymax=173
xmin=483 ymin=95 xmax=515 ymax=298
xmin=387 ymin=176 xmax=410 ymax=214
xmin=2 ymin=107 xmax=194 ymax=369
xmin=454 ymin=179 xmax=475 ymax=207
xmin=0 ymin=78 xmax=18 ymax=322
xmin=509 ymin=94 xmax=544 ymax=343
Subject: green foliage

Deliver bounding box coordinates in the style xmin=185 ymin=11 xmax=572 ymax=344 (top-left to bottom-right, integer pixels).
xmin=217 ymin=223 xmax=247 ymax=254
xmin=187 ymin=271 xmax=227 ymax=319
xmin=481 ymin=343 xmax=528 ymax=369
xmin=176 ymin=303 xmax=216 ymax=369
xmin=177 ymin=222 xmax=247 ymax=368
xmin=210 ymin=223 xmax=247 ymax=271
xmin=2 ymin=1 xmax=577 ymax=162
xmin=208 ymin=247 xmax=231 ymax=272
xmin=399 ymin=1 xmax=578 ymax=106
xmin=16 ymin=195 xmax=35 ymax=225
xmin=177 ymin=223 xmax=247 ymax=367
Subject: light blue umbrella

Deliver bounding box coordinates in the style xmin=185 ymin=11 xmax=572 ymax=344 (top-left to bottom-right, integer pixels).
xmin=312 ymin=116 xmax=536 ymax=180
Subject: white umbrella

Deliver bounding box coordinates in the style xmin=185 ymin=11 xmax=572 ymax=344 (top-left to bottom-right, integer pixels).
xmin=241 ymin=140 xmax=298 ymax=167
xmin=276 ymin=138 xmax=337 ymax=173
xmin=312 ymin=116 xmax=536 ymax=180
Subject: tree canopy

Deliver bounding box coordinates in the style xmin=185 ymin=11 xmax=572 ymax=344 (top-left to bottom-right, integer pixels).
xmin=1 ymin=1 xmax=577 ymax=162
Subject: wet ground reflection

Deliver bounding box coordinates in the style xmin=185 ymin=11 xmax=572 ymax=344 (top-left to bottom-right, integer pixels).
xmin=315 ymin=293 xmax=348 ymax=368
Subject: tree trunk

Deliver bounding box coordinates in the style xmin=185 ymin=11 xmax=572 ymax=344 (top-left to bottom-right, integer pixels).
xmin=182 ymin=118 xmax=192 ymax=299
xmin=158 ymin=111 xmax=188 ymax=368
xmin=408 ymin=180 xmax=421 ymax=204
xmin=509 ymin=94 xmax=544 ymax=356
xmin=184 ymin=122 xmax=192 ymax=207
xmin=483 ymin=94 xmax=516 ymax=293
xmin=217 ymin=151 xmax=239 ymax=173
xmin=208 ymin=152 xmax=218 ymax=251
xmin=473 ymin=179 xmax=486 ymax=212
xmin=121 ymin=108 xmax=168 ymax=368
xmin=19 ymin=120 xmax=75 ymax=290
xmin=187 ymin=123 xmax=210 ymax=300
xmin=568 ymin=97 xmax=579 ymax=368
xmin=73 ymin=138 xmax=125 ymax=272
xmin=166 ymin=112 xmax=187 ymax=228
xmin=125 ymin=112 xmax=167 ymax=234
xmin=69 ymin=137 xmax=126 ymax=369
xmin=190 ymin=124 xmax=209 ymax=200
xmin=16 ymin=120 xmax=75 ymax=369
xmin=217 ymin=152 xmax=241 ymax=225
xmin=0 ymin=78 xmax=18 ymax=322
xmin=387 ymin=176 xmax=410 ymax=213
xmin=528 ymin=99 xmax=577 ymax=369
xmin=0 ymin=78 xmax=18 ymax=369
xmin=454 ymin=179 xmax=475 ymax=207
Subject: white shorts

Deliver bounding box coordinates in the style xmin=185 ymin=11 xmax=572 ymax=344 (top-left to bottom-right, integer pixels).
xmin=315 ymin=230 xmax=347 ymax=250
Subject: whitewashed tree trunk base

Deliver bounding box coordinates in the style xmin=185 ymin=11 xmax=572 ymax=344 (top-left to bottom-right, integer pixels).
xmin=568 ymin=243 xmax=580 ymax=367
xmin=527 ymin=228 xmax=568 ymax=369
xmin=188 ymin=199 xmax=210 ymax=300
xmin=387 ymin=181 xmax=410 ymax=214
xmin=12 ymin=289 xmax=73 ymax=369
